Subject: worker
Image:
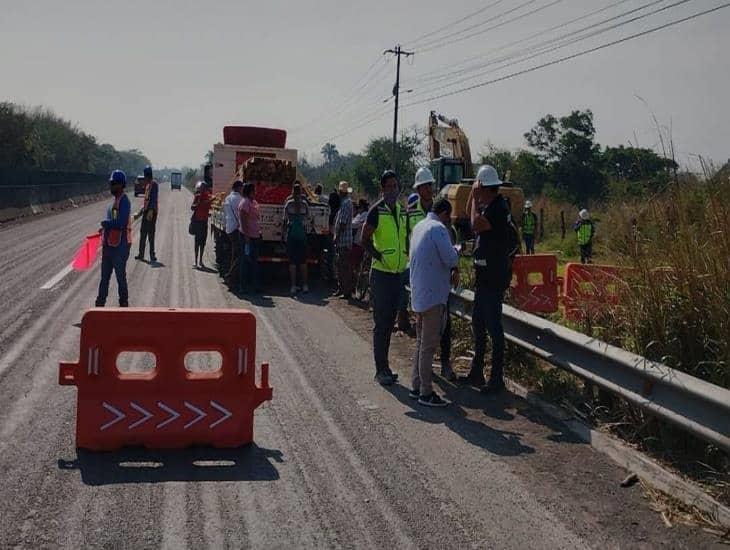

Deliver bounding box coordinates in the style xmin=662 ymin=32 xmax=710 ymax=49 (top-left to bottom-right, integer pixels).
xmin=327 ymin=185 xmax=341 ymax=284
xmin=283 ymin=183 xmax=310 ymax=294
xmin=574 ymin=209 xmax=595 ymax=264
xmin=333 ymin=181 xmax=354 ymax=300
xmin=314 ymin=184 xmax=325 ymax=204
xmin=361 ymin=170 xmax=408 ymax=386
xmin=95 ymin=170 xmax=132 ymax=307
xmin=461 ymin=165 xmax=513 ymax=394
xmin=223 ymin=180 xmax=243 ymax=287
xmin=238 ymin=182 xmax=262 ymax=294
xmin=135 ymin=165 xmax=158 ymax=263
xmin=521 ymin=200 xmax=538 ymax=254
xmin=190 ymin=181 xmax=213 ymax=268
xmin=408 ymin=198 xmax=459 ymax=407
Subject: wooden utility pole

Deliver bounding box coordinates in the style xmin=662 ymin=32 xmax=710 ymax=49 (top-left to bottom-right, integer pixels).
xmin=385 ymin=45 xmax=414 ymax=171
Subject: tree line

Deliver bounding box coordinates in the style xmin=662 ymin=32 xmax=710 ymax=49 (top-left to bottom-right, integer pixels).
xmin=0 ymin=102 xmax=150 ymax=177
xmin=300 ymin=109 xmax=678 ymax=204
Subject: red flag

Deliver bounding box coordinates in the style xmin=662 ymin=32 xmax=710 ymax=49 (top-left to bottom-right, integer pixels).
xmin=72 ymin=233 xmax=102 ymax=271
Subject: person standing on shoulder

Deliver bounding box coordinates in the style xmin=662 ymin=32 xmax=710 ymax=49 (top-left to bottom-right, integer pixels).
xmin=574 ymin=209 xmax=595 ymax=264
xmin=95 ymin=170 xmax=132 ymax=307
xmin=333 ymin=181 xmax=354 ymax=299
xmin=136 ymin=165 xmax=158 ymax=263
xmin=409 ymin=199 xmax=459 ymax=407
xmin=190 ymin=181 xmax=212 ymax=268
xmin=361 ymin=170 xmax=408 ymax=386
xmin=461 ymin=165 xmax=513 ymax=394
xmin=238 ymin=182 xmax=262 ymax=294
xmin=223 ymin=180 xmax=243 ymax=286
xmin=283 ymin=183 xmax=310 ymax=294
xmin=521 ymin=200 xmax=537 ymax=255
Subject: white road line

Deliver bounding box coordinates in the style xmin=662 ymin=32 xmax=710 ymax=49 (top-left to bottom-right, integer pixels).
xmin=40 ymin=263 xmax=74 ymax=290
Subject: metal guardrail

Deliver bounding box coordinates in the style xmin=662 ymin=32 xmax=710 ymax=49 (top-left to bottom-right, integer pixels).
xmin=448 ymin=288 xmax=730 ymax=454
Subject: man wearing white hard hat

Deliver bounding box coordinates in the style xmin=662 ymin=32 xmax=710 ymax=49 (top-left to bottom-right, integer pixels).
xmin=333 ymin=181 xmax=354 ymax=299
xmin=521 ymin=200 xmax=538 ymax=255
xmin=574 ymin=209 xmax=595 ymax=264
xmin=460 ymin=164 xmax=515 ymax=394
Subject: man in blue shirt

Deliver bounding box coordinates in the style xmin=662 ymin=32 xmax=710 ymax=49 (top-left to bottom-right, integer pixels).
xmin=95 ymin=170 xmax=132 ymax=307
xmin=408 ymin=199 xmax=459 ymax=407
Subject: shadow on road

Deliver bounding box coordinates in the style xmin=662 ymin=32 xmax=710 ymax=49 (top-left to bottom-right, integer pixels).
xmin=57 ymin=443 xmax=283 ymax=485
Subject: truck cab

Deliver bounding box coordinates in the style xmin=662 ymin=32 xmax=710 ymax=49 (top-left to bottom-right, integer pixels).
xmin=170 ymin=171 xmax=182 ymax=190
xmin=134 ymin=175 xmax=145 ymax=197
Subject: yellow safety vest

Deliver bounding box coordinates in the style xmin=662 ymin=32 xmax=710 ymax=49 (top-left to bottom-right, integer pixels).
xmin=371 ymin=201 xmax=408 ymax=274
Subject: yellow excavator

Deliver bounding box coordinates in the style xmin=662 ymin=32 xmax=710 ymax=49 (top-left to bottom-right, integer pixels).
xmin=428 ymin=110 xmax=524 ymax=239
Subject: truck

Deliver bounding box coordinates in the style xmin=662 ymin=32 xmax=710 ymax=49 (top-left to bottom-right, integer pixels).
xmin=170 ymin=171 xmax=182 ymax=190
xmin=427 ymin=111 xmax=524 ymax=239
xmin=209 ymin=126 xmax=330 ymax=273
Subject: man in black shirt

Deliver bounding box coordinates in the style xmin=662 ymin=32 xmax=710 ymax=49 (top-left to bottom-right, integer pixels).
xmin=461 ymin=164 xmax=512 ymax=394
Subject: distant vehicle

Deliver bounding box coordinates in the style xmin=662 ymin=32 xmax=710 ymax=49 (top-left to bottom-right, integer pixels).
xmin=134 ymin=175 xmax=145 ymax=197
xmin=170 ymin=171 xmax=182 ymax=190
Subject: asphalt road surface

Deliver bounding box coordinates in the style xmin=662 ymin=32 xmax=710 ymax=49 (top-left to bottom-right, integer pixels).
xmin=0 ymin=187 xmax=720 ymax=549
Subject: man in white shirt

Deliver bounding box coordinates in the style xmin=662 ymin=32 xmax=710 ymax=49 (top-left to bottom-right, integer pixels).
xmin=223 ymin=180 xmax=243 ymax=286
xmin=408 ymin=199 xmax=459 ymax=407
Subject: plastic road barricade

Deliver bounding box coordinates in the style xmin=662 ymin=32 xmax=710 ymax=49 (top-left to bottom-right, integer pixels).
xmin=59 ymin=308 xmax=272 ymax=451
xmin=563 ymin=263 xmax=627 ymax=322
xmin=510 ymin=254 xmax=559 ymax=314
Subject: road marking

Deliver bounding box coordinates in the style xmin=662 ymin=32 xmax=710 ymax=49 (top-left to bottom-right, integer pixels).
xmin=209 ymin=400 xmax=232 ymax=428
xmin=40 ymin=263 xmax=74 ymax=290
xmin=100 ymin=402 xmax=126 ymax=431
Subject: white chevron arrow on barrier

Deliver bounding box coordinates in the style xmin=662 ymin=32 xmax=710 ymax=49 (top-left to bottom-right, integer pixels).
xmin=99 ymin=401 xmax=234 ymax=431
xmin=156 ymin=401 xmax=180 ymax=429
xmin=183 ymin=401 xmax=207 ymax=429
xmin=100 ymin=402 xmax=126 ymax=431
xmin=209 ymin=400 xmax=233 ymax=428
xmin=128 ymin=402 xmax=153 ymax=429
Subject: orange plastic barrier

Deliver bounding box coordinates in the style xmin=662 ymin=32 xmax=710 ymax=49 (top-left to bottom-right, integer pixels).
xmin=59 ymin=308 xmax=272 ymax=451
xmin=563 ymin=263 xmax=628 ymax=321
xmin=510 ymin=254 xmax=559 ymax=313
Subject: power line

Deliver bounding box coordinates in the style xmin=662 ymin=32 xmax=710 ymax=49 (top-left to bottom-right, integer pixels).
xmin=403 ymin=2 xmax=729 ymax=107
xmin=403 ymin=0 xmax=694 ymax=103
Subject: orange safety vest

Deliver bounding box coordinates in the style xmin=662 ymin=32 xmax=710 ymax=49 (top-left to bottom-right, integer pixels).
xmin=106 ymin=195 xmax=132 ymax=247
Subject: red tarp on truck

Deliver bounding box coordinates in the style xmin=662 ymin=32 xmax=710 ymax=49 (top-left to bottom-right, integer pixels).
xmin=223 ymin=126 xmax=287 ymax=148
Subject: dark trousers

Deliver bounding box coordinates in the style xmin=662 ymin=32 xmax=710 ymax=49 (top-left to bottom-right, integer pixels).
xmin=240 ymin=236 xmax=260 ymax=291
xmin=579 ymin=243 xmax=593 ymax=264
xmin=139 ymin=214 xmax=157 ymax=259
xmin=371 ymin=269 xmax=401 ymax=374
xmin=471 ymin=286 xmax=505 ymax=384
xmin=96 ymin=246 xmax=130 ymax=306
xmin=398 ymin=268 xmax=410 ymax=314
xmin=524 ymin=234 xmax=535 ymax=254
xmin=192 ymin=220 xmax=207 ymax=260
xmin=440 ymin=298 xmax=452 ymax=365
xmin=336 ymin=244 xmax=353 ymax=297
xmin=225 ymin=231 xmax=241 ymax=280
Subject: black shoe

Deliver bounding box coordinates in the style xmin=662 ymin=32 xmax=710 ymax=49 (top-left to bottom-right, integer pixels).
xmin=119 ymin=303 xmax=129 ymax=308
xmin=480 ymin=381 xmax=506 ymax=395
xmin=150 ymin=255 xmax=157 ymax=263
xmin=458 ymin=372 xmax=486 ymax=387
xmin=408 ymin=388 xmax=420 ymax=399
xmin=134 ymin=255 xmax=144 ymax=261
xmin=441 ymin=365 xmax=457 ymax=382
xmin=94 ymin=301 xmax=105 ymax=307
xmin=384 ymin=369 xmax=399 ymax=381
xmin=418 ymin=392 xmax=448 ymax=407
xmin=375 ymin=372 xmax=394 ymax=386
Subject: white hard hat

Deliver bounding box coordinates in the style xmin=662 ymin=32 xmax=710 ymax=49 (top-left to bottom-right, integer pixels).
xmin=195 ymin=181 xmax=203 ymax=190
xmin=414 ymin=166 xmax=435 ymax=189
xmin=476 ymin=164 xmax=502 ymax=187
xmin=579 ymin=209 xmax=590 ymax=220
xmin=524 ymin=200 xmax=533 ymax=209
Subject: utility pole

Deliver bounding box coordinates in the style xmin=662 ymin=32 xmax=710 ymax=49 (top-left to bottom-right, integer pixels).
xmin=385 ymin=45 xmax=414 ymax=171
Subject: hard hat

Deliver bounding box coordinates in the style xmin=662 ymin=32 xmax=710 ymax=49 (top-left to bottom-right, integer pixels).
xmin=524 ymin=200 xmax=533 ymax=209
xmin=414 ymin=167 xmax=435 ymax=189
xmin=476 ymin=164 xmax=502 ymax=187
xmin=579 ymin=209 xmax=590 ymax=220
xmin=143 ymin=166 xmax=153 ymax=178
xmin=338 ymin=180 xmax=353 ymax=194
xmin=109 ymin=169 xmax=126 ymax=186
xmin=407 ymin=193 xmax=419 ymax=208
xmin=380 ymin=170 xmax=398 ymax=185
xmin=195 ymin=181 xmax=204 ymax=191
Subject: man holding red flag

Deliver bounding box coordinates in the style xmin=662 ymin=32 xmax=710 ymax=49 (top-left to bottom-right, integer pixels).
xmin=95 ymin=170 xmax=132 ymax=307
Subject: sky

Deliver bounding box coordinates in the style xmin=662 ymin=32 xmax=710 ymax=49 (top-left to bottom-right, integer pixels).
xmin=1 ymin=0 xmax=728 ymax=172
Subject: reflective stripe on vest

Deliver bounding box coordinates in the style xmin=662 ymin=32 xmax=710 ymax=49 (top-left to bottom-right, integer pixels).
xmin=522 ymin=212 xmax=536 ymax=235
xmin=371 ymin=202 xmax=407 ymax=274
xmin=106 ymin=195 xmax=132 ymax=247
xmin=577 ymin=222 xmax=592 ymax=245
xmin=405 ymin=201 xmax=427 ymax=253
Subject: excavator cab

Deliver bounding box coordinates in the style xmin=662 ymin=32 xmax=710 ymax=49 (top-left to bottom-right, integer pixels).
xmin=431 ymin=158 xmax=466 ymax=190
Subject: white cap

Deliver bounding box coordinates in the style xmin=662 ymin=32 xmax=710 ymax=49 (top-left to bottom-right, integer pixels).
xmin=524 ymin=200 xmax=533 ymax=209
xmin=579 ymin=209 xmax=590 ymax=220
xmin=195 ymin=181 xmax=204 ymax=190
xmin=338 ymin=181 xmax=353 ymax=194
xmin=476 ymin=164 xmax=502 ymax=187
xmin=414 ymin=166 xmax=435 ymax=189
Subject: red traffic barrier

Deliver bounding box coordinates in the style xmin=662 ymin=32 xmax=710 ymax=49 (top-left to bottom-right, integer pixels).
xmin=563 ymin=263 xmax=628 ymax=322
xmin=510 ymin=254 xmax=559 ymax=313
xmin=59 ymin=308 xmax=272 ymax=451
xmin=71 ymin=233 xmax=102 ymax=271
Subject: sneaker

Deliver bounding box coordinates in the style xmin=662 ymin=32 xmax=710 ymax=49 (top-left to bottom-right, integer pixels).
xmin=418 ymin=392 xmax=448 ymax=407
xmin=150 ymin=255 xmax=157 ymax=263
xmin=408 ymin=388 xmax=420 ymax=399
xmin=134 ymin=255 xmax=144 ymax=261
xmin=440 ymin=364 xmax=457 ymax=382
xmin=480 ymin=381 xmax=506 ymax=395
xmin=384 ymin=369 xmax=399 ymax=381
xmin=375 ymin=372 xmax=394 ymax=386
xmin=458 ymin=371 xmax=486 ymax=387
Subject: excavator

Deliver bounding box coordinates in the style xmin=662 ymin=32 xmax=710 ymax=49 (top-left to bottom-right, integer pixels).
xmin=428 ymin=110 xmax=524 ymax=239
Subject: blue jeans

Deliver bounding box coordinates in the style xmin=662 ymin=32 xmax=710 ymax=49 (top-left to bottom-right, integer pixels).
xmin=371 ymin=269 xmax=401 ymax=374
xmin=240 ymin=236 xmax=260 ymax=291
xmin=471 ymin=286 xmax=505 ymax=384
xmin=524 ymin=234 xmax=535 ymax=254
xmin=96 ymin=246 xmax=130 ymax=306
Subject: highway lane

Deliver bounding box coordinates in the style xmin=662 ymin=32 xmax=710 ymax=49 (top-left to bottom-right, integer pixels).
xmin=0 ymin=186 xmax=720 ymax=548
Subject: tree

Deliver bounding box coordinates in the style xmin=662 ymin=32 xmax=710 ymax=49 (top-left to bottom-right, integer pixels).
xmin=479 ymin=143 xmax=515 ymax=181
xmin=321 ymin=142 xmax=340 ymax=166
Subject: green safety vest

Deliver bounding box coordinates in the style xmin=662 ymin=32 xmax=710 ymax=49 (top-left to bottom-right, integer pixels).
xmin=577 ymin=221 xmax=594 ymax=245
xmin=405 ymin=200 xmax=427 ymax=253
xmin=522 ymin=211 xmax=537 ymax=236
xmin=372 ymin=201 xmax=408 ymax=274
